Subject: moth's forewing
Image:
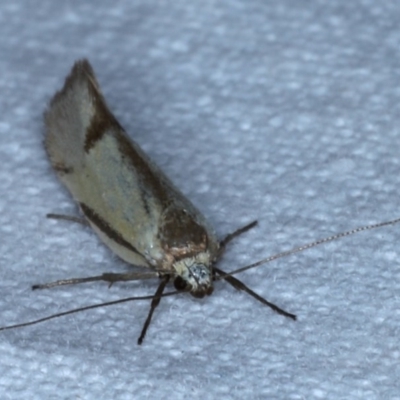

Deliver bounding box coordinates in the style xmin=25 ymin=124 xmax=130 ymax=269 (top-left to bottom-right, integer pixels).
xmin=44 ymin=60 xmax=219 ymax=293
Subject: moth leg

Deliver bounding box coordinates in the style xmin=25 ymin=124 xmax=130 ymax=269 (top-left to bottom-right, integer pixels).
xmin=218 ymin=220 xmax=258 ymax=258
xmin=213 ymin=266 xmax=296 ymax=320
xmin=138 ymin=275 xmax=170 ymax=345
xmin=47 ymin=213 xmax=88 ymax=225
xmin=32 ymin=272 xmax=159 ymax=290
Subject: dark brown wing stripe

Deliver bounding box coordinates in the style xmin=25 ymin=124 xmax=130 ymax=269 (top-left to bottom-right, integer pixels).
xmin=79 ymin=202 xmax=143 ymax=257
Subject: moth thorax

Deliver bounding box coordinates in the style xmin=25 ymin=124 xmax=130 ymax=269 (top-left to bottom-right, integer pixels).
xmin=173 ymin=254 xmax=213 ymax=298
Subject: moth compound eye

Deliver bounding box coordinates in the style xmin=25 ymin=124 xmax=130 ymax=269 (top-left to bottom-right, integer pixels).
xmin=174 ymin=276 xmax=188 ymax=291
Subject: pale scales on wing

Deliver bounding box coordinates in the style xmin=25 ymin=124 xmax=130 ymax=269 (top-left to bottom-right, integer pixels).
xmin=44 ymin=60 xmax=219 ymax=296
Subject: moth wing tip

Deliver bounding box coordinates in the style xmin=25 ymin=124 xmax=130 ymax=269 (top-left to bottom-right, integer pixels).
xmin=71 ymin=59 xmax=96 ymax=80
xmin=47 ymin=59 xmax=100 ymax=108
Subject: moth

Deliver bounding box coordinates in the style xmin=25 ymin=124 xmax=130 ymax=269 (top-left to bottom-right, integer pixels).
xmin=1 ymin=60 xmax=399 ymax=344
xmin=41 ymin=59 xmax=295 ymax=343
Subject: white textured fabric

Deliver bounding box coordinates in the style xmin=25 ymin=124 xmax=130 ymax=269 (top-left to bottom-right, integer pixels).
xmin=1 ymin=1 xmax=400 ymax=399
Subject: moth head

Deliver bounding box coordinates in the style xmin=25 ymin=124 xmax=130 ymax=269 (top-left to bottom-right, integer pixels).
xmin=173 ymin=255 xmax=214 ymax=298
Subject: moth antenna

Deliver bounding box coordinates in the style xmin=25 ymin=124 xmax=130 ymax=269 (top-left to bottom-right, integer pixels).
xmin=0 ymin=291 xmax=180 ymax=333
xmin=217 ymin=217 xmax=400 ymax=279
